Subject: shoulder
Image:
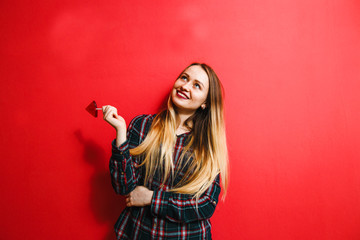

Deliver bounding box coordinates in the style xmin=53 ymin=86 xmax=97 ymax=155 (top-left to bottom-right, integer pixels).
xmin=128 ymin=114 xmax=157 ymax=131
xmin=127 ymin=114 xmax=157 ymax=141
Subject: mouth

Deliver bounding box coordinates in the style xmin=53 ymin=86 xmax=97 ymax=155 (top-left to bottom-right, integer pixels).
xmin=176 ymin=90 xmax=189 ymax=99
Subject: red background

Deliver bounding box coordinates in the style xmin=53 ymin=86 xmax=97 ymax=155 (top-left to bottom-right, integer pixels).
xmin=1 ymin=0 xmax=360 ymax=239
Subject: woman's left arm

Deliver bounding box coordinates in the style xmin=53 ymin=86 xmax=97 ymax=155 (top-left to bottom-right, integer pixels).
xmin=150 ymin=174 xmax=221 ymax=223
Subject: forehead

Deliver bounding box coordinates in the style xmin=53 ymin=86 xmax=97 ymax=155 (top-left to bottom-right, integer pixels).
xmin=183 ymin=65 xmax=209 ymax=87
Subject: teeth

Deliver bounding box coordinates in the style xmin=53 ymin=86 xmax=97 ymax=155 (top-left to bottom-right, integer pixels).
xmin=178 ymin=91 xmax=188 ymax=99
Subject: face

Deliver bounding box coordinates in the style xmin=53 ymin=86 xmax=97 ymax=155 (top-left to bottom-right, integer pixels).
xmin=171 ymin=65 xmax=210 ymax=114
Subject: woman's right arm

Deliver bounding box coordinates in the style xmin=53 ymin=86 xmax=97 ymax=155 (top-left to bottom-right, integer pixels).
xmin=103 ymin=106 xmax=143 ymax=195
xmin=102 ymin=105 xmax=127 ymax=147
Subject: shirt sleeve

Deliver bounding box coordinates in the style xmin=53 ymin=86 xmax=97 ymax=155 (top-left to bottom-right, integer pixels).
xmin=109 ymin=115 xmax=146 ymax=195
xmin=150 ymin=174 xmax=221 ymax=223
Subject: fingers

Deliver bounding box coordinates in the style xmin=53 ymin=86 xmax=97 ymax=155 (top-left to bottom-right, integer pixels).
xmin=102 ymin=105 xmax=118 ymax=120
xmin=102 ymin=105 xmax=114 ymax=114
xmin=125 ymin=196 xmax=132 ymax=207
xmin=102 ymin=105 xmax=108 ymax=117
xmin=102 ymin=105 xmax=111 ymax=114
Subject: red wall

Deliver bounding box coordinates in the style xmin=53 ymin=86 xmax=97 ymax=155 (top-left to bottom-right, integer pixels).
xmin=1 ymin=0 xmax=359 ymax=239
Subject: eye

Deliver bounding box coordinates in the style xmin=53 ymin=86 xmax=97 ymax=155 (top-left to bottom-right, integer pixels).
xmin=181 ymin=75 xmax=188 ymax=81
xmin=194 ymin=83 xmax=201 ymax=89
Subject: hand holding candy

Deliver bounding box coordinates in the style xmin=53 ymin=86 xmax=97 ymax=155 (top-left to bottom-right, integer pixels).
xmin=102 ymin=105 xmax=126 ymax=132
xmin=86 ymin=101 xmax=127 ymax=146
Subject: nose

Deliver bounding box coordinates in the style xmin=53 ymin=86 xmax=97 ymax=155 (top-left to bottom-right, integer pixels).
xmin=180 ymin=81 xmax=191 ymax=91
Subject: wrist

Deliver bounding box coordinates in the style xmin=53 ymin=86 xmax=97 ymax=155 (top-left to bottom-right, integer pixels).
xmin=115 ymin=125 xmax=126 ymax=132
xmin=115 ymin=129 xmax=127 ymax=147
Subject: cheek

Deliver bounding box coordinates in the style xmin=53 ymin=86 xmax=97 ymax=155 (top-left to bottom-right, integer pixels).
xmin=171 ymin=82 xmax=177 ymax=93
xmin=171 ymin=87 xmax=178 ymax=101
xmin=193 ymin=92 xmax=207 ymax=104
xmin=173 ymin=80 xmax=181 ymax=88
xmin=198 ymin=91 xmax=208 ymax=102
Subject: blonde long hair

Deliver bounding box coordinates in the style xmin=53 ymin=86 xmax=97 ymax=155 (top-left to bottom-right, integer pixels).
xmin=130 ymin=63 xmax=229 ymax=200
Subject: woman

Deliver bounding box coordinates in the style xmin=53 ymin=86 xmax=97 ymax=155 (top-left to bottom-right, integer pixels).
xmin=103 ymin=63 xmax=229 ymax=239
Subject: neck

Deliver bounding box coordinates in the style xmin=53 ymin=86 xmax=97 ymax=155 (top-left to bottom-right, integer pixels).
xmin=175 ymin=110 xmax=194 ymax=131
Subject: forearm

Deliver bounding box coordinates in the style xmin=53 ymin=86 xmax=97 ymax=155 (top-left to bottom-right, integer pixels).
xmin=109 ymin=114 xmax=153 ymax=195
xmin=115 ymin=128 xmax=127 ymax=148
xmin=109 ymin=139 xmax=139 ymax=195
xmin=150 ymin=175 xmax=221 ymax=223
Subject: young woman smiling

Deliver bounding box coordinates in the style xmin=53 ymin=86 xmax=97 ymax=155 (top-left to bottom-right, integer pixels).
xmin=103 ymin=63 xmax=229 ymax=239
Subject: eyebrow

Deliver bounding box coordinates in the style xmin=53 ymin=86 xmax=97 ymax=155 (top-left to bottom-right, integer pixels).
xmin=182 ymin=72 xmax=205 ymax=88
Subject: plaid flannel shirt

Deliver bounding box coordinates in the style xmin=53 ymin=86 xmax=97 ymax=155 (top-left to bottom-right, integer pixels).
xmin=109 ymin=114 xmax=221 ymax=240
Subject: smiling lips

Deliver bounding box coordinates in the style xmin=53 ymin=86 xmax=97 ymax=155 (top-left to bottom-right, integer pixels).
xmin=176 ymin=90 xmax=189 ymax=99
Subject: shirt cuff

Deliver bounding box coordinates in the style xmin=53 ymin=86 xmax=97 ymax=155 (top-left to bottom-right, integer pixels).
xmin=111 ymin=139 xmax=130 ymax=159
xmin=112 ymin=139 xmax=129 ymax=151
xmin=150 ymin=188 xmax=171 ymax=218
